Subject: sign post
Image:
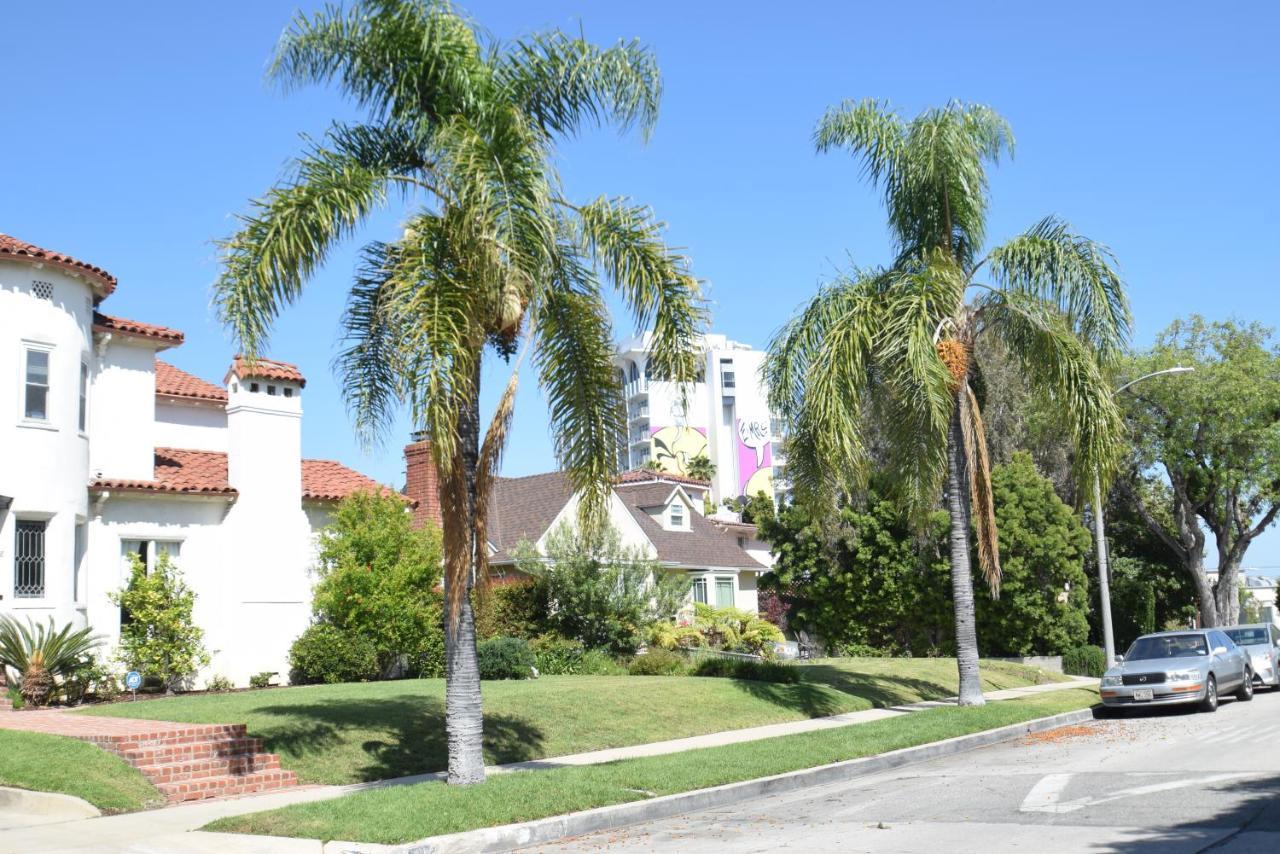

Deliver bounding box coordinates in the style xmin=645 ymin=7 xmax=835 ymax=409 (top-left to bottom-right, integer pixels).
xmin=125 ymin=670 xmax=142 ymax=701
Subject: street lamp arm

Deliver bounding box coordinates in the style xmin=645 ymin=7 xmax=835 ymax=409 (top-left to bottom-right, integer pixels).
xmin=1115 ymin=366 xmax=1195 ymax=395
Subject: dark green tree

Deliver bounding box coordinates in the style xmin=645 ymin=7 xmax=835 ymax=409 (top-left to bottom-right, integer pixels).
xmin=1119 ymin=317 xmax=1280 ymax=625
xmin=975 ymin=453 xmax=1091 ymax=655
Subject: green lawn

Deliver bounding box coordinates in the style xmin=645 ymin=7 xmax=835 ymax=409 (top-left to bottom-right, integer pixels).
xmin=77 ymin=658 xmax=1065 ymax=786
xmin=0 ymin=729 xmax=162 ymax=813
xmin=206 ymin=687 xmax=1098 ymax=844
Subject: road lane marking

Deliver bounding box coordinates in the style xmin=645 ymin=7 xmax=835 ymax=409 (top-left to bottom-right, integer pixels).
xmin=1019 ymin=773 xmax=1255 ymax=814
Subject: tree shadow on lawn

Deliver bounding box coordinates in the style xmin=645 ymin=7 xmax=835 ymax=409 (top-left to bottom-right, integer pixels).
xmin=725 ymin=679 xmax=853 ymax=718
xmin=789 ymin=665 xmax=960 ymax=709
xmin=247 ymin=694 xmax=544 ymax=782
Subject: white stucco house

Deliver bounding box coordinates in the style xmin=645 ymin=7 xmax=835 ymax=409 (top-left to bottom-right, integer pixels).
xmin=480 ymin=469 xmax=772 ymax=613
xmin=1 ymin=234 xmax=391 ymax=686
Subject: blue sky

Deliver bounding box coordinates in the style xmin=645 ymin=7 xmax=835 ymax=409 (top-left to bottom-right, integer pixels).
xmin=4 ymin=2 xmax=1278 ymax=570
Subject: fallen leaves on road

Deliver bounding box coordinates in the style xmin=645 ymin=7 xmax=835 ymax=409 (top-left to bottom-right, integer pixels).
xmin=1020 ymin=725 xmax=1100 ymax=744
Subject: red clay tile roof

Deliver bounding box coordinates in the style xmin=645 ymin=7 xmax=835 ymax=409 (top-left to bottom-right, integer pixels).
xmin=90 ymin=448 xmax=237 ymax=497
xmin=227 ymin=355 xmax=306 ymax=387
xmin=302 ymin=459 xmax=393 ymax=502
xmin=155 ymin=360 xmax=227 ymax=403
xmin=616 ymin=469 xmax=710 ymax=488
xmin=93 ymin=312 xmax=185 ymax=348
xmin=89 ymin=450 xmax=386 ymax=503
xmin=0 ymin=233 xmax=118 ymax=296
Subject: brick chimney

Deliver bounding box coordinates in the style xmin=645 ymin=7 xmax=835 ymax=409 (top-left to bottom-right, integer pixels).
xmin=404 ymin=433 xmax=443 ymax=528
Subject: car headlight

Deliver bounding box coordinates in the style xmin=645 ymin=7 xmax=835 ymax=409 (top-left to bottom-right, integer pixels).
xmin=1101 ymin=675 xmax=1123 ymax=687
xmin=1166 ymin=669 xmax=1201 ymax=683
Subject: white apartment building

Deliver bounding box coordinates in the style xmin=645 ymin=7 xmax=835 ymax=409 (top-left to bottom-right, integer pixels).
xmin=1 ymin=234 xmax=390 ymax=686
xmin=615 ymin=332 xmax=788 ymax=508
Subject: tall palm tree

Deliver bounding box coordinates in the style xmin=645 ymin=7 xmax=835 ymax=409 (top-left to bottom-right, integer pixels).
xmin=214 ymin=1 xmax=704 ymax=784
xmin=767 ymin=100 xmax=1130 ymax=704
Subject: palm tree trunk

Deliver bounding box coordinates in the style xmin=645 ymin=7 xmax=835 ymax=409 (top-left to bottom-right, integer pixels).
xmin=947 ymin=399 xmax=985 ymax=706
xmin=444 ymin=364 xmax=486 ymax=785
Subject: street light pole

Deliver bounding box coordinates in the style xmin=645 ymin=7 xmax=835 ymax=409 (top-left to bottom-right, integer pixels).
xmin=1095 ymin=366 xmax=1194 ymax=667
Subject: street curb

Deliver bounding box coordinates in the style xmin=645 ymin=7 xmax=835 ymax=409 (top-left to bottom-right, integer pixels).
xmin=325 ymin=705 xmax=1098 ymax=854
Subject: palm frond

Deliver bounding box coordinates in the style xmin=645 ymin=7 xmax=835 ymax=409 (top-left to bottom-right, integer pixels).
xmin=813 ymin=98 xmax=904 ymax=185
xmin=984 ymin=216 xmax=1131 ymax=362
xmin=270 ymin=0 xmax=484 ymax=130
xmin=495 ymin=31 xmax=662 ymax=141
xmin=960 ymin=384 xmax=1001 ymax=595
xmin=978 ymin=291 xmax=1126 ymax=497
xmin=571 ymin=196 xmax=706 ymax=387
xmin=534 ymin=249 xmax=625 ymax=530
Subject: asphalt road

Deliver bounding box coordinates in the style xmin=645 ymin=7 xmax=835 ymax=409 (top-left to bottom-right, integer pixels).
xmin=529 ymin=689 xmax=1280 ymax=853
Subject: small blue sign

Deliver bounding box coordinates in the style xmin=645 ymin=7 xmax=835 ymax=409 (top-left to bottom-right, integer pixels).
xmin=124 ymin=671 xmax=143 ymax=690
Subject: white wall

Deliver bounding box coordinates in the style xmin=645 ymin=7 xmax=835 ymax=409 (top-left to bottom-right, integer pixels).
xmin=90 ymin=339 xmax=157 ymax=481
xmin=154 ymin=400 xmax=228 ymax=451
xmin=0 ymin=263 xmax=93 ymax=627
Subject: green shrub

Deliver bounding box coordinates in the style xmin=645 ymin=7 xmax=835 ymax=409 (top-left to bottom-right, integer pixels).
xmin=476 ymin=637 xmax=536 ymax=680
xmin=529 ymin=636 xmax=586 ymax=675
xmin=311 ymin=491 xmax=445 ymax=678
xmin=578 ymin=649 xmax=627 ymax=675
xmin=474 ymin=580 xmax=545 ymax=640
xmin=249 ymin=672 xmax=276 ymax=689
xmin=205 ymin=674 xmax=234 ymax=693
xmin=59 ymin=654 xmax=119 ymax=705
xmin=648 ymin=622 xmax=706 ymax=651
xmin=0 ymin=615 xmax=104 ymax=707
xmin=288 ymin=624 xmax=379 ymax=685
xmin=110 ymin=552 xmax=209 ymax=693
xmin=690 ymin=656 xmax=801 ymax=683
xmin=6 ymin=685 xmax=24 ymax=710
xmin=627 ymin=649 xmax=689 ymax=676
xmin=1062 ymin=645 xmax=1106 ymax=677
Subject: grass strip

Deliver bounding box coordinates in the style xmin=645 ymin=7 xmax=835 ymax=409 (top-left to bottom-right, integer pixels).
xmin=206 ymin=687 xmax=1097 ymax=844
xmin=75 ymin=660 xmax=1058 ymax=785
xmin=0 ymin=729 xmax=162 ymax=813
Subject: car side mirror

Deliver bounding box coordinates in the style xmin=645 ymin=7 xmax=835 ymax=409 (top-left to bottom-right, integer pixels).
xmin=1114 ymin=654 xmax=1124 ymax=663
xmin=1213 ymin=646 xmax=1228 ymax=656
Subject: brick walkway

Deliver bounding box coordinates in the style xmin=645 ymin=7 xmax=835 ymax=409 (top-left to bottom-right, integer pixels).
xmin=0 ymin=708 xmax=298 ymax=802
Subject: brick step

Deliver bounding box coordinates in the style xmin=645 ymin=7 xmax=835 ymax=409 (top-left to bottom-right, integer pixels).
xmin=157 ymin=768 xmax=299 ymax=802
xmin=87 ymin=724 xmax=248 ymax=750
xmin=136 ymin=752 xmax=282 ymax=785
xmin=116 ymin=737 xmax=265 ymax=767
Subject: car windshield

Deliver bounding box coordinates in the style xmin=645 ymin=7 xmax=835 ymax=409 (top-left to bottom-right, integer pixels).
xmin=1126 ymin=634 xmax=1208 ymax=661
xmin=1224 ymin=628 xmax=1269 ymax=646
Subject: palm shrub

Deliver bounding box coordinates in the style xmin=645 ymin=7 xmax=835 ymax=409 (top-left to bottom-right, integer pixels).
xmin=768 ymin=100 xmax=1129 ymax=704
xmin=691 ymin=604 xmax=784 ymax=657
xmin=213 ymin=0 xmax=703 ymax=784
xmin=0 ymin=615 xmax=102 ymax=707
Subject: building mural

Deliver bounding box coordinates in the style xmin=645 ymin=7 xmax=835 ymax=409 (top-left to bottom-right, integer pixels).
xmin=736 ymin=418 xmax=774 ymax=497
xmin=650 ymin=425 xmax=708 ymax=476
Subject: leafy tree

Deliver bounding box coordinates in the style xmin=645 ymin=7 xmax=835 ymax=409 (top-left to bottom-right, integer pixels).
xmin=311 ymin=491 xmax=445 ymax=676
xmin=767 ymin=100 xmax=1129 ymax=703
xmin=213 ymin=1 xmax=702 ymax=784
xmin=685 ymin=454 xmax=716 ymax=482
xmin=514 ymin=521 xmax=688 ymax=654
xmin=110 ymin=553 xmax=210 ymax=693
xmin=757 ymin=491 xmax=953 ymax=655
xmin=1117 ymin=316 xmax=1280 ymax=626
xmin=975 ymin=453 xmax=1091 ymax=656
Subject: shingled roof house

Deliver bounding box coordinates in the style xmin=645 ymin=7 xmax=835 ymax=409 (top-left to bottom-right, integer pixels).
xmin=1 ymin=234 xmax=391 ymax=686
xmin=479 ymin=470 xmax=772 ymax=612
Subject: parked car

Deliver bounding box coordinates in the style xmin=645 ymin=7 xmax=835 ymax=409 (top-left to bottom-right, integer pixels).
xmin=1222 ymin=624 xmax=1280 ymax=689
xmin=1100 ymin=629 xmax=1253 ymax=713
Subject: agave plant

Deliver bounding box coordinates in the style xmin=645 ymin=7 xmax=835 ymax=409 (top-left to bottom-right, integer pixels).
xmin=0 ymin=615 xmax=102 ymax=707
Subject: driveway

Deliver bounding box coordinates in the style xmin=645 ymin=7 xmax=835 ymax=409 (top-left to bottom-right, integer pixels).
xmin=530 ymin=690 xmax=1280 ymax=852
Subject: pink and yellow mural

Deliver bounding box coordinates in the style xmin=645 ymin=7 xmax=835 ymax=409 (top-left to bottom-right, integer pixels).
xmin=650 ymin=425 xmax=708 ymax=476
xmin=736 ymin=418 xmax=773 ymax=497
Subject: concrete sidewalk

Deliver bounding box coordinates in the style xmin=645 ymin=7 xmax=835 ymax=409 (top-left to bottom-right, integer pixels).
xmin=0 ymin=676 xmax=1096 ymax=853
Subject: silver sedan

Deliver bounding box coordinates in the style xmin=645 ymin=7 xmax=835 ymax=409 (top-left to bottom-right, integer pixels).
xmin=1222 ymin=623 xmax=1280 ymax=688
xmin=1100 ymin=629 xmax=1254 ymax=713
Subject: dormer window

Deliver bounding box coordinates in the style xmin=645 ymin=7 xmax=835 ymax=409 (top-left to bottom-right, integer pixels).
xmin=668 ymin=500 xmax=686 ymax=530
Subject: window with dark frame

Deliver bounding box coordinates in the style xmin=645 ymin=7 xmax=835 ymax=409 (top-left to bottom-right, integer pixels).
xmin=692 ymin=577 xmax=708 ymax=604
xmin=79 ymin=362 xmax=88 ymax=431
xmin=14 ymin=520 xmax=46 ymax=598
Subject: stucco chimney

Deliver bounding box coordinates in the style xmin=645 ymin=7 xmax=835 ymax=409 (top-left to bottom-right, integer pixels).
xmin=404 ymin=433 xmax=442 ymax=528
xmin=223 ymin=356 xmax=304 ymax=506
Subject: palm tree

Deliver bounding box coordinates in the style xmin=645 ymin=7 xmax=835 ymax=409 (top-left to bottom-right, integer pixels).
xmin=767 ymin=100 xmax=1129 ymax=705
xmin=0 ymin=616 xmax=102 ymax=707
xmin=685 ymin=453 xmax=716 ymax=482
xmin=213 ymin=1 xmax=704 ymax=784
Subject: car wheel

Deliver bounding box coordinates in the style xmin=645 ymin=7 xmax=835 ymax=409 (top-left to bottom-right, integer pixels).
xmin=1236 ymin=669 xmax=1254 ymax=701
xmin=1199 ymin=675 xmax=1218 ymax=712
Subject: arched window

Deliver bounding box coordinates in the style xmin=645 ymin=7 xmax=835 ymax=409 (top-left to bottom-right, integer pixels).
xmin=643 ymin=361 xmax=653 ymax=382
xmin=629 ymin=362 xmax=639 ymax=383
